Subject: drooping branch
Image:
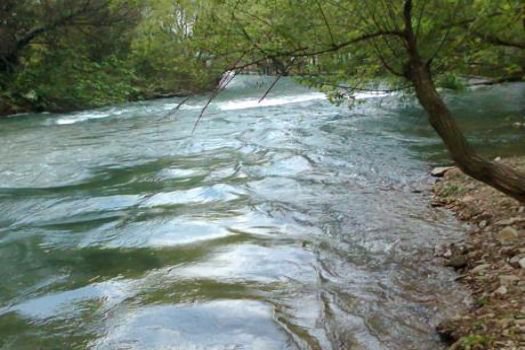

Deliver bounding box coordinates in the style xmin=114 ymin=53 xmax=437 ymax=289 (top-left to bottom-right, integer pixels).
xmin=314 ymin=0 xmax=336 ymax=46
xmin=401 ymin=1 xmax=525 ymax=203
xmin=227 ymin=30 xmax=405 ymax=72
xmin=472 ymin=31 xmax=525 ymax=50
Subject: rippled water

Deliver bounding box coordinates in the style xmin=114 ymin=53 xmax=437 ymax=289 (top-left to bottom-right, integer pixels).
xmin=0 ymin=77 xmax=523 ymax=350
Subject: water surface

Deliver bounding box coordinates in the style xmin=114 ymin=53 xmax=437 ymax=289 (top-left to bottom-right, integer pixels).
xmin=0 ymin=77 xmax=523 ymax=349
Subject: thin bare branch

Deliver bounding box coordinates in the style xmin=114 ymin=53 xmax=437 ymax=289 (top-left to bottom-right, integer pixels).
xmin=164 ymin=95 xmax=191 ymax=118
xmin=192 ymin=71 xmax=236 ymax=134
xmin=314 ymin=0 xmax=336 ymax=46
xmin=258 ymin=58 xmax=295 ymax=103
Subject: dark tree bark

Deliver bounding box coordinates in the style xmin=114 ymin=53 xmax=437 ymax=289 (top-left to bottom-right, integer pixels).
xmin=401 ymin=0 xmax=525 ymax=203
xmin=409 ymin=59 xmax=525 ymax=203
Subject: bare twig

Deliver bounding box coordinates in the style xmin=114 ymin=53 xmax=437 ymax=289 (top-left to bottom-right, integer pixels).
xmin=314 ymin=0 xmax=336 ymax=46
xmin=191 ymin=70 xmax=240 ymax=134
xmin=163 ymin=95 xmax=191 ymax=118
xmin=258 ymin=58 xmax=296 ymax=103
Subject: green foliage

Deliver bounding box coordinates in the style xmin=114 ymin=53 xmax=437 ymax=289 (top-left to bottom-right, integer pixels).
xmin=458 ymin=334 xmax=492 ymax=349
xmin=1 ymin=0 xmax=523 ymax=115
xmin=188 ymin=0 xmax=523 ymax=96
xmin=437 ymin=74 xmax=467 ymax=91
xmin=10 ymin=50 xmax=137 ymax=111
xmin=0 ymin=0 xmax=220 ymax=114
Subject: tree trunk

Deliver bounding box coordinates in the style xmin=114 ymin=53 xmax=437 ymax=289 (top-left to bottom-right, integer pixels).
xmin=408 ymin=59 xmax=525 ymax=203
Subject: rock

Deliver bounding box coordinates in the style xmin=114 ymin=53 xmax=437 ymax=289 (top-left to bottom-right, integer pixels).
xmin=494 ymin=156 xmax=502 ymax=162
xmin=479 ymin=220 xmax=488 ymax=229
xmin=519 ymin=207 xmax=524 ymax=214
xmin=461 ymin=195 xmax=475 ymax=203
xmin=494 ymin=285 xmax=508 ymax=295
xmin=495 ymin=217 xmax=525 ymax=226
xmin=445 ymin=255 xmax=468 ymax=269
xmin=431 ymin=166 xmax=455 ymax=177
xmin=509 ymin=255 xmax=524 ymax=268
xmin=520 ymin=258 xmax=525 ymax=269
xmin=471 ymin=264 xmax=490 ymax=273
xmin=495 ymin=227 xmax=519 ymax=245
xmin=500 ymin=247 xmax=516 ymax=257
xmin=434 ymin=244 xmax=449 ymax=257
xmin=499 ymin=275 xmax=520 ymax=285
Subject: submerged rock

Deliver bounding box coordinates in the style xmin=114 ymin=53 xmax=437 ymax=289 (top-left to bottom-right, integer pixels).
xmin=431 ymin=166 xmax=456 ymax=177
xmin=445 ymin=255 xmax=468 ymax=269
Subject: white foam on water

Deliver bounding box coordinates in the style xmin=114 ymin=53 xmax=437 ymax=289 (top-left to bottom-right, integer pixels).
xmin=217 ymin=90 xmax=391 ymax=111
xmin=163 ymin=103 xmax=203 ymax=111
xmin=55 ymin=111 xmax=111 ymax=125
xmin=53 ymin=106 xmax=135 ymax=125
xmin=354 ymin=91 xmax=391 ymax=99
xmin=217 ymin=92 xmax=327 ymax=111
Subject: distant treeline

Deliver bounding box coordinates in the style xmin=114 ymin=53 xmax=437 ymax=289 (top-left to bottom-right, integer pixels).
xmin=0 ymin=0 xmax=223 ymax=115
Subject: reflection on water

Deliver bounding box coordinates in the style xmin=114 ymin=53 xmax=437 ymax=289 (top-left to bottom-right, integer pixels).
xmin=0 ymin=77 xmax=523 ymax=349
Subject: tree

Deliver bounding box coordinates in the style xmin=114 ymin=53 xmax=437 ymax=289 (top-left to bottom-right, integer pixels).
xmin=0 ymin=0 xmax=219 ymax=113
xmin=190 ymin=0 xmax=525 ymax=203
xmin=0 ymin=0 xmax=141 ymax=74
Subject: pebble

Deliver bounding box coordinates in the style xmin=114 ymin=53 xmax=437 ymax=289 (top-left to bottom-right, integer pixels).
xmin=494 ymin=285 xmax=508 ymax=295
xmin=462 ymin=195 xmax=475 ymax=203
xmin=495 ymin=226 xmax=519 ymax=245
xmin=445 ymin=255 xmax=468 ymax=269
xmin=431 ymin=166 xmax=455 ymax=177
xmin=509 ymin=255 xmax=524 ymax=267
xmin=519 ymin=258 xmax=525 ymax=269
xmin=471 ymin=264 xmax=490 ymax=273
xmin=499 ymin=275 xmax=520 ymax=285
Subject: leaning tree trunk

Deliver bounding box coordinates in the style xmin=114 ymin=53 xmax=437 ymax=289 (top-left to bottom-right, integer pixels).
xmin=408 ymin=59 xmax=525 ymax=203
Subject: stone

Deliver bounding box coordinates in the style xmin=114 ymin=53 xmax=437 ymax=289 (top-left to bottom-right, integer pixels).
xmin=499 ymin=275 xmax=520 ymax=285
xmin=479 ymin=220 xmax=488 ymax=229
xmin=434 ymin=244 xmax=449 ymax=257
xmin=494 ymin=286 xmax=508 ymax=295
xmin=520 ymin=258 xmax=525 ymax=269
xmin=500 ymin=247 xmax=516 ymax=257
xmin=495 ymin=227 xmax=519 ymax=245
xmin=509 ymin=255 xmax=524 ymax=268
xmin=471 ymin=264 xmax=490 ymax=273
xmin=431 ymin=166 xmax=455 ymax=177
xmin=445 ymin=255 xmax=468 ymax=269
xmin=495 ymin=217 xmax=525 ymax=226
xmin=461 ymin=195 xmax=475 ymax=203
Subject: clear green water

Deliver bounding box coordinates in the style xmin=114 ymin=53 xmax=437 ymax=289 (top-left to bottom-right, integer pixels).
xmin=0 ymin=77 xmax=523 ymax=349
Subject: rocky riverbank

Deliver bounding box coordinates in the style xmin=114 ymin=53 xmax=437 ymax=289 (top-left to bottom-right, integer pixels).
xmin=431 ymin=158 xmax=525 ymax=349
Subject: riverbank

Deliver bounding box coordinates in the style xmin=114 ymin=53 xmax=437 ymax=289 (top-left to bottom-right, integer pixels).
xmin=431 ymin=158 xmax=525 ymax=349
xmin=0 ymin=88 xmax=202 ymax=118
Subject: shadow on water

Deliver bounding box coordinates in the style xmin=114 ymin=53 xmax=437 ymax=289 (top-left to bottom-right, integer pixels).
xmin=0 ymin=77 xmax=523 ymax=349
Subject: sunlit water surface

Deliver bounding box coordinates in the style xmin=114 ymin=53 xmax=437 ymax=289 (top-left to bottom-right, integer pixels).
xmin=0 ymin=77 xmax=523 ymax=349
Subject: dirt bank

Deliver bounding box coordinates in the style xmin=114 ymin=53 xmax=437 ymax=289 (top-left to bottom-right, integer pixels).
xmin=432 ymin=158 xmax=525 ymax=349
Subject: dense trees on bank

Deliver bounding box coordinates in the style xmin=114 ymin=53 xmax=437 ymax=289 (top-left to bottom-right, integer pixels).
xmin=0 ymin=0 xmax=220 ymax=114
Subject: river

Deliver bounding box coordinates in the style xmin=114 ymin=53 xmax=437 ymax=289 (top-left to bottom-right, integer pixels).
xmin=0 ymin=77 xmax=523 ymax=349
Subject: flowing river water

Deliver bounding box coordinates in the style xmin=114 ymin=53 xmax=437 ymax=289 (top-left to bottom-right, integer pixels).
xmin=0 ymin=77 xmax=523 ymax=350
